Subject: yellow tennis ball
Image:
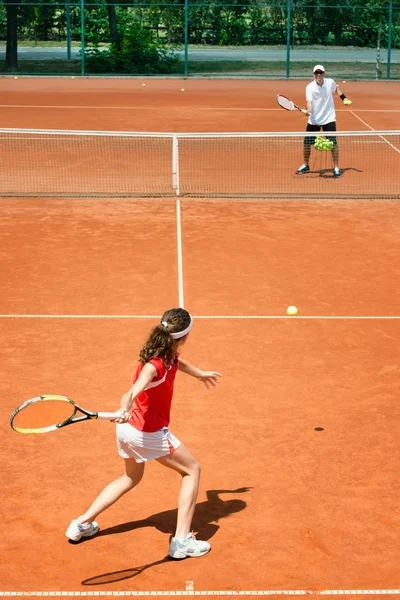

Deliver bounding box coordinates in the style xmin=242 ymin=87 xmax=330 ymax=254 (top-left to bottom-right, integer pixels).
xmin=71 ymin=76 xmax=75 ymax=79
xmin=287 ymin=305 xmax=298 ymax=316
xmin=14 ymin=76 xmax=18 ymax=79
xmin=181 ymin=88 xmax=185 ymax=92
xmin=142 ymin=83 xmax=146 ymax=87
xmin=342 ymin=80 xmax=346 ymax=83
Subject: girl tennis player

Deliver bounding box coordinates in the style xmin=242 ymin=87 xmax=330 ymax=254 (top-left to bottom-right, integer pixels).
xmin=65 ymin=308 xmax=222 ymax=559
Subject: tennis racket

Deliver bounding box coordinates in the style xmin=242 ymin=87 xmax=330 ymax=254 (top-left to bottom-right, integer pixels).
xmin=276 ymin=94 xmax=308 ymax=115
xmin=10 ymin=394 xmax=120 ymax=435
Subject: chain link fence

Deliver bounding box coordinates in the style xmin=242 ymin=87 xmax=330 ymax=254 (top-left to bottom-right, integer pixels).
xmin=1 ymin=0 xmax=399 ymax=78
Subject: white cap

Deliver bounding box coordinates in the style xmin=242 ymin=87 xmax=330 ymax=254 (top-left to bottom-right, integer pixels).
xmin=313 ymin=64 xmax=325 ymax=73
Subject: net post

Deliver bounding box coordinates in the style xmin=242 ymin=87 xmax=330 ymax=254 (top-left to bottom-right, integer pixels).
xmin=172 ymin=134 xmax=180 ymax=196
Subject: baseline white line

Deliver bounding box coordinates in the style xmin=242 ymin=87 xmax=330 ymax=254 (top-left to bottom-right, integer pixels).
xmin=0 ymin=104 xmax=285 ymax=111
xmin=0 ymin=104 xmax=400 ymax=113
xmin=0 ymin=315 xmax=399 ymax=319
xmin=176 ymin=198 xmax=184 ymax=308
xmin=350 ymin=111 xmax=400 ymax=154
xmin=1 ymin=590 xmax=400 ymax=596
xmin=1 ymin=104 xmax=399 ymax=113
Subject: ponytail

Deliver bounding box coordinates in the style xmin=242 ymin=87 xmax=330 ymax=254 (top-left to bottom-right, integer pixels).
xmin=139 ymin=324 xmax=178 ymax=367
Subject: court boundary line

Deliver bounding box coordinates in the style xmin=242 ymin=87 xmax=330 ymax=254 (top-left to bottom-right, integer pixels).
xmin=1 ymin=104 xmax=400 ymax=114
xmin=0 ymin=315 xmax=399 ymax=319
xmin=1 ymin=590 xmax=400 ymax=597
xmin=350 ymin=111 xmax=400 ymax=154
xmin=176 ymin=198 xmax=184 ymax=307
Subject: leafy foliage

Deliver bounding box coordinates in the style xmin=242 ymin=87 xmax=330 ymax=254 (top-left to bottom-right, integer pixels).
xmin=0 ymin=0 xmax=400 ymax=47
xmin=83 ymin=19 xmax=180 ymax=73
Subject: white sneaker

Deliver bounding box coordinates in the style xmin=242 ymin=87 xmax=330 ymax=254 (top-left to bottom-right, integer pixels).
xmin=168 ymin=532 xmax=211 ymax=559
xmin=65 ymin=519 xmax=99 ymax=541
xmin=296 ymin=163 xmax=310 ymax=175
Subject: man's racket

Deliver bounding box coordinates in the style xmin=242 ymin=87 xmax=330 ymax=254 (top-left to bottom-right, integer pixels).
xmin=10 ymin=394 xmax=120 ymax=434
xmin=276 ymin=94 xmax=308 ymax=115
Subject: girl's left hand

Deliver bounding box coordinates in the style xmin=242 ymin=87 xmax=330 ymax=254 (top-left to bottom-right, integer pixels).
xmin=198 ymin=371 xmax=223 ymax=388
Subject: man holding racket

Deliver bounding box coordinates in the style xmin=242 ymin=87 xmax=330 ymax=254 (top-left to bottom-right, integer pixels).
xmin=296 ymin=64 xmax=352 ymax=178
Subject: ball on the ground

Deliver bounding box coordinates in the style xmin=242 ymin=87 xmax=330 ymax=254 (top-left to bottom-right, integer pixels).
xmin=287 ymin=305 xmax=298 ymax=316
xmin=142 ymin=83 xmax=146 ymax=87
xmin=181 ymin=88 xmax=185 ymax=92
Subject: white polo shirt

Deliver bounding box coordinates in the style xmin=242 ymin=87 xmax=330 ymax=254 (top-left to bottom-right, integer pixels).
xmin=306 ymin=78 xmax=337 ymax=125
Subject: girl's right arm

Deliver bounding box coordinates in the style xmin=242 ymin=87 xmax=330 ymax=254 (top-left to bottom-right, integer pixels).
xmin=112 ymin=362 xmax=157 ymax=423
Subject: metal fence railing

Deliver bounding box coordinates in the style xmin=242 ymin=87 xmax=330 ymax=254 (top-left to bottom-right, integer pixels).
xmin=1 ymin=0 xmax=399 ymax=78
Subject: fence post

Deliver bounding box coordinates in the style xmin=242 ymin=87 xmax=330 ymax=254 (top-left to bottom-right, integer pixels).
xmin=184 ymin=0 xmax=189 ymax=76
xmin=286 ymin=0 xmax=291 ymax=78
xmin=66 ymin=0 xmax=71 ymax=60
xmin=387 ymin=0 xmax=393 ymax=79
xmin=81 ymin=0 xmax=85 ymax=76
xmin=375 ymin=26 xmax=381 ymax=79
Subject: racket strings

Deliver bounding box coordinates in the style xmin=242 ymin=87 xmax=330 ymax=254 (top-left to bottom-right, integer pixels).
xmin=11 ymin=398 xmax=75 ymax=432
xmin=276 ymin=95 xmax=293 ymax=111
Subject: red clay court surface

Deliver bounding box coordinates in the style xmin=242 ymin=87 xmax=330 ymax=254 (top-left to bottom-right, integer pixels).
xmin=1 ymin=78 xmax=400 ymax=599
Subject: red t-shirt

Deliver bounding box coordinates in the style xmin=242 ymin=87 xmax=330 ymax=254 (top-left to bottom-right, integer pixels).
xmin=129 ymin=356 xmax=179 ymax=432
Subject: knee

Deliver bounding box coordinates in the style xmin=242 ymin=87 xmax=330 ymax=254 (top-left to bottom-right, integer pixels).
xmin=183 ymin=458 xmax=201 ymax=480
xmin=191 ymin=460 xmax=201 ymax=479
xmin=124 ymin=473 xmax=141 ymax=490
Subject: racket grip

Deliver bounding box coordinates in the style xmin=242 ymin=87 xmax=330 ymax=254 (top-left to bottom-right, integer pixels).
xmin=97 ymin=411 xmax=122 ymax=419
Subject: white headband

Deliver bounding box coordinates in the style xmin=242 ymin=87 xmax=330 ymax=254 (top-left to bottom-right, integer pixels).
xmin=161 ymin=315 xmax=193 ymax=339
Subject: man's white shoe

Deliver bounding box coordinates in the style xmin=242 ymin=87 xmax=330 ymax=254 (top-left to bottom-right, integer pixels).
xmin=168 ymin=533 xmax=211 ymax=559
xmin=296 ymin=163 xmax=310 ymax=175
xmin=65 ymin=519 xmax=99 ymax=542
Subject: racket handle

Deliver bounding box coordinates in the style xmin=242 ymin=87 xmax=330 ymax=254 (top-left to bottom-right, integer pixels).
xmin=97 ymin=411 xmax=122 ymax=419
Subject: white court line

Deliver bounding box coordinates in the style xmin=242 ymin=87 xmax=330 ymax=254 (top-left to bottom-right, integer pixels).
xmin=350 ymin=111 xmax=400 ymax=154
xmin=1 ymin=590 xmax=400 ymax=596
xmin=0 ymin=315 xmax=399 ymax=319
xmin=0 ymin=104 xmax=286 ymax=111
xmin=176 ymin=198 xmax=184 ymax=308
xmin=1 ymin=104 xmax=400 ymax=113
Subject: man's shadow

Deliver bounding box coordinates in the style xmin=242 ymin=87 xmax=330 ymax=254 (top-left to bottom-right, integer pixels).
xmin=310 ymin=167 xmax=362 ymax=178
xmin=81 ymin=487 xmax=250 ymax=586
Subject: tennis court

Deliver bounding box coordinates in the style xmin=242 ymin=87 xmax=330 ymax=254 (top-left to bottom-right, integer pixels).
xmin=1 ymin=77 xmax=400 ymax=599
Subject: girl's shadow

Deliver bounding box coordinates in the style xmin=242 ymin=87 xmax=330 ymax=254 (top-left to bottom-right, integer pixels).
xmin=81 ymin=487 xmax=250 ymax=585
xmin=97 ymin=486 xmax=250 ymax=542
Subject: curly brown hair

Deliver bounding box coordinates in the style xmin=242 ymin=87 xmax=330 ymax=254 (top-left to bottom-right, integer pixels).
xmin=139 ymin=308 xmax=192 ymax=367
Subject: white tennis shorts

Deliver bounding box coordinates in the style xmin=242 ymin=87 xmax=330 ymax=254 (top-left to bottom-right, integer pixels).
xmin=116 ymin=423 xmax=181 ymax=463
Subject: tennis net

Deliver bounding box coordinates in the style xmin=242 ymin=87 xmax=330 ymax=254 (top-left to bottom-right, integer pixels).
xmin=1 ymin=128 xmax=399 ymax=199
